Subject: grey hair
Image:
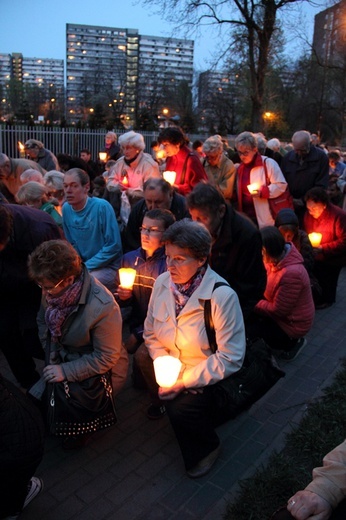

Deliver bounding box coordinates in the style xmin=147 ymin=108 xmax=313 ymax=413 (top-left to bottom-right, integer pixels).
xmin=267 ymin=138 xmax=281 ymax=152
xmin=16 ymin=181 xmax=47 ymax=204
xmin=119 ymin=131 xmax=145 ymax=151
xmin=254 ymin=133 xmax=267 ymax=154
xmin=235 ymin=131 xmax=257 ymax=150
xmin=202 ymin=135 xmax=223 ymax=154
xmin=44 ymin=170 xmax=65 ymax=190
xmin=105 ymin=131 xmax=117 ymax=143
xmin=292 ymin=130 xmax=311 ymax=147
xmin=20 ymin=169 xmax=44 ymax=184
xmin=162 ymin=219 xmax=211 ymax=259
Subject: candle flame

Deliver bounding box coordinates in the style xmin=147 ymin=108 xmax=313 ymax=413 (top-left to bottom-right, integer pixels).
xmin=18 ymin=141 xmax=25 ymax=152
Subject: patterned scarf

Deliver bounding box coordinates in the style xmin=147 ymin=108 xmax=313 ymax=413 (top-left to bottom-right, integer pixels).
xmin=45 ymin=271 xmax=84 ymax=342
xmin=170 ymin=265 xmax=206 ymax=316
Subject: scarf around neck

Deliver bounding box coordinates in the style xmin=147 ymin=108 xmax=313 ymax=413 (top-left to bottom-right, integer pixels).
xmin=170 ymin=265 xmax=206 ymax=316
xmin=45 ymin=270 xmax=84 ymax=342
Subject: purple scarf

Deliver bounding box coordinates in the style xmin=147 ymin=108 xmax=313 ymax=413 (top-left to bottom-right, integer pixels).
xmin=170 ymin=265 xmax=206 ymax=316
xmin=45 ymin=271 xmax=84 ymax=341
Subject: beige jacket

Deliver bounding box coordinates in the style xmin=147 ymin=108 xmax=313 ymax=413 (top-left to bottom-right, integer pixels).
xmin=144 ymin=266 xmax=246 ymax=388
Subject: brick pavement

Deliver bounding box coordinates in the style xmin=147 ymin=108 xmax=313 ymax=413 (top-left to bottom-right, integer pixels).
xmin=2 ymin=269 xmax=346 ymax=520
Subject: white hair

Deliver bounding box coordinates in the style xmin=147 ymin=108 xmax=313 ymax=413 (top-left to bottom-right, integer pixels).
xmin=16 ymin=181 xmax=48 ymax=204
xmin=20 ymin=169 xmax=44 ymax=184
xmin=267 ymin=138 xmax=281 ymax=152
xmin=119 ymin=131 xmax=145 ymax=151
xmin=203 ymin=136 xmax=223 ymax=154
xmin=44 ymin=170 xmax=65 ymax=190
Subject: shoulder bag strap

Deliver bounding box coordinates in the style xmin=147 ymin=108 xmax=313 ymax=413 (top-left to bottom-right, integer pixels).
xmin=204 ymin=281 xmax=230 ymax=354
xmin=263 ymin=157 xmax=270 ymax=186
xmin=180 ymin=152 xmax=194 ymax=185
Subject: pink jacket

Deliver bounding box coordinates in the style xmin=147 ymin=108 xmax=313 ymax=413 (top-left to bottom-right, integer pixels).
xmin=255 ymin=244 xmax=315 ymax=338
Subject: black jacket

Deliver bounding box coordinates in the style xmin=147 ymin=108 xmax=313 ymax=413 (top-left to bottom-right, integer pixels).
xmin=210 ymin=205 xmax=266 ymax=320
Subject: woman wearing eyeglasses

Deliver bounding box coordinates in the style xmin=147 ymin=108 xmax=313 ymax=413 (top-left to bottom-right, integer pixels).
xmin=235 ymin=131 xmax=288 ymax=228
xmin=27 ymin=240 xmax=124 ymax=449
xmin=141 ymin=219 xmax=245 ymax=477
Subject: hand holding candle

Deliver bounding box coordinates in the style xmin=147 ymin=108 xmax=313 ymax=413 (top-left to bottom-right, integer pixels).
xmin=247 ymin=183 xmax=260 ymax=195
xmin=118 ymin=268 xmax=136 ymax=289
xmin=308 ymin=232 xmax=322 ymax=247
xmin=99 ymin=152 xmax=107 ymax=162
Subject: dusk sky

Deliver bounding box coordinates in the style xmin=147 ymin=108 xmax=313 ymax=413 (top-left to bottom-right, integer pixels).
xmin=1 ymin=0 xmax=327 ymax=70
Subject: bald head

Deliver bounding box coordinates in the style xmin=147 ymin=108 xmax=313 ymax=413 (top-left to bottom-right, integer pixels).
xmin=292 ymin=131 xmax=311 ymax=158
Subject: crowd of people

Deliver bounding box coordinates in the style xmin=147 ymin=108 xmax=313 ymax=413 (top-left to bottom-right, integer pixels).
xmin=1 ymin=127 xmax=346 ymax=518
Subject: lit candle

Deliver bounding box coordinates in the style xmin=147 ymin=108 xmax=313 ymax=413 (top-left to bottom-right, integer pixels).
xmin=18 ymin=141 xmax=25 ymax=158
xmin=119 ymin=268 xmax=136 ymax=289
xmin=308 ymin=232 xmax=322 ymax=247
xmin=122 ymin=175 xmax=129 ymax=185
xmin=153 ymin=356 xmax=182 ymax=388
xmin=163 ymin=171 xmax=176 ymax=185
xmin=99 ymin=152 xmax=107 ymax=162
xmin=247 ymin=183 xmax=259 ymax=194
xmin=156 ymin=149 xmax=166 ymax=160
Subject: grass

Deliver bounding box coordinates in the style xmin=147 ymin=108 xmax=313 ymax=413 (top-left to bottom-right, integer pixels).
xmin=224 ymin=358 xmax=346 ymax=520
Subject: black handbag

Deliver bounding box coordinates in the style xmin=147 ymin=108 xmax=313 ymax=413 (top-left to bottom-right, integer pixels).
xmin=204 ymin=282 xmax=285 ymax=418
xmin=47 ymin=371 xmax=117 ymax=436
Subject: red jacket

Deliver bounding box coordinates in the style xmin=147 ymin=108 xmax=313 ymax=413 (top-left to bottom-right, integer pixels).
xmin=165 ymin=145 xmax=207 ymax=195
xmin=303 ymin=203 xmax=346 ymax=265
xmin=255 ymin=244 xmax=314 ymax=338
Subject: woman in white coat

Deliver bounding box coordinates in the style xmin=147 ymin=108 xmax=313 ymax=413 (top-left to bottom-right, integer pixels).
xmin=235 ymin=131 xmax=288 ymax=228
xmin=142 ymin=220 xmax=246 ymax=478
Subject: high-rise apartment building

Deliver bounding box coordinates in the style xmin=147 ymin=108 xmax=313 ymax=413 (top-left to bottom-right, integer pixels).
xmin=312 ymin=0 xmax=346 ymax=67
xmin=0 ymin=52 xmax=64 ymax=121
xmin=66 ymin=23 xmax=194 ymax=125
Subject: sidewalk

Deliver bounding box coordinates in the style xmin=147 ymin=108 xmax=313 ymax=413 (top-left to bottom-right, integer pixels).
xmin=2 ymin=269 xmax=346 ymax=520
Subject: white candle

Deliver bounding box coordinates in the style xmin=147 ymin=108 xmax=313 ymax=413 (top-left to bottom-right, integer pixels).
xmin=119 ymin=268 xmax=136 ymax=289
xmin=153 ymin=355 xmax=182 ymax=388
xmin=247 ymin=183 xmax=259 ymax=194
xmin=308 ymin=232 xmax=322 ymax=247
xmin=163 ymin=171 xmax=176 ymax=185
xmin=99 ymin=152 xmax=107 ymax=162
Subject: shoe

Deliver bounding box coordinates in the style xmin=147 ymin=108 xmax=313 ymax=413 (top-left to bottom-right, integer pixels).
xmin=187 ymin=446 xmax=220 ymax=479
xmin=62 ymin=434 xmax=91 ymax=450
xmin=23 ymin=477 xmax=43 ymax=509
xmin=147 ymin=404 xmax=166 ymax=420
xmin=315 ymin=301 xmax=333 ymax=310
xmin=280 ymin=338 xmax=307 ymax=361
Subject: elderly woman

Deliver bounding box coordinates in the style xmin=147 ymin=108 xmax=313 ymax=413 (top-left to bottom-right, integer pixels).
xmin=16 ymin=181 xmax=63 ymax=229
xmin=303 ymin=187 xmax=346 ymax=308
xmin=106 ymin=130 xmax=160 ymax=207
xmin=27 ymin=240 xmax=124 ymax=449
xmin=140 ymin=219 xmax=245 ymax=477
xmin=104 ymin=131 xmax=121 ymax=161
xmin=24 ymin=139 xmax=59 ymax=172
xmin=235 ymin=131 xmax=288 ymax=228
xmin=158 ymin=127 xmax=207 ymax=196
xmin=253 ymin=226 xmax=315 ymax=360
xmin=202 ymin=135 xmax=236 ymax=203
xmin=43 ymin=170 xmax=65 ymax=215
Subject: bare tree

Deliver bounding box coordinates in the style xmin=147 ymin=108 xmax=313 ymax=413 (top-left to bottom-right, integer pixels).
xmin=141 ymin=0 xmax=310 ymax=130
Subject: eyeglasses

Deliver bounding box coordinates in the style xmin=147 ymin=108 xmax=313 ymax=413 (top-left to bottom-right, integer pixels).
xmin=36 ymin=278 xmax=65 ymax=293
xmin=237 ymin=150 xmax=253 ymax=157
xmin=140 ymin=226 xmax=164 ymax=235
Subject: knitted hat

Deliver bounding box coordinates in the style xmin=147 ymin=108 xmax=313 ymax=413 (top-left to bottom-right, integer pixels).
xmin=275 ymin=208 xmax=298 ymax=227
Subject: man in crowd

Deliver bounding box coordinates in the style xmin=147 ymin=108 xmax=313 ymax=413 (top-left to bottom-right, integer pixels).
xmin=62 ymin=168 xmax=122 ymax=293
xmin=80 ymin=148 xmax=100 ymax=179
xmin=24 ymin=139 xmax=60 ymax=172
xmin=281 ymin=130 xmax=329 ymax=223
xmin=124 ymin=177 xmax=190 ymax=252
xmin=187 ymin=183 xmax=266 ymax=324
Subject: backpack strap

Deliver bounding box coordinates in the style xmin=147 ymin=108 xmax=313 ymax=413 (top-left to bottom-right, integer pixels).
xmin=204 ymin=281 xmax=230 ymax=354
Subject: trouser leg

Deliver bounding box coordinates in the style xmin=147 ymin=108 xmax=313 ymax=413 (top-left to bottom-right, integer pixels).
xmin=313 ymin=262 xmax=342 ymax=304
xmin=165 ymin=388 xmax=221 ymax=470
xmin=134 ymin=343 xmax=161 ymax=405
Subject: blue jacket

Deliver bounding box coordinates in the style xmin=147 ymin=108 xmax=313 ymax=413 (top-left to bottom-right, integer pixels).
xmin=121 ymin=246 xmax=167 ymax=340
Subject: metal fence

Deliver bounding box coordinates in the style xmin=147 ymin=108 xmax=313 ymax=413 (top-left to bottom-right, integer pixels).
xmin=0 ymin=125 xmax=159 ymax=160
